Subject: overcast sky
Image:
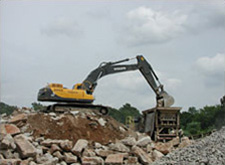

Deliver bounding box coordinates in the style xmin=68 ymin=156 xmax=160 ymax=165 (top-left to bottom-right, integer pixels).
xmin=1 ymin=0 xmax=224 ymax=111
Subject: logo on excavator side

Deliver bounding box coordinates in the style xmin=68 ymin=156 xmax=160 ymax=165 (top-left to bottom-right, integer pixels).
xmin=114 ymin=67 xmax=126 ymax=71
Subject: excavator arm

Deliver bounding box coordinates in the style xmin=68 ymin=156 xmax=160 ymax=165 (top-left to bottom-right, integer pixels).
xmin=81 ymin=55 xmax=174 ymax=107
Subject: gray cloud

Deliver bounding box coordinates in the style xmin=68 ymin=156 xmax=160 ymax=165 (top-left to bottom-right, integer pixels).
xmin=120 ymin=4 xmax=225 ymax=46
xmin=41 ymin=17 xmax=83 ymax=38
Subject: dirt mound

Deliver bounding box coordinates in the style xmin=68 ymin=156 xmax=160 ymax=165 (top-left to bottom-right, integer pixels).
xmin=27 ymin=111 xmax=132 ymax=145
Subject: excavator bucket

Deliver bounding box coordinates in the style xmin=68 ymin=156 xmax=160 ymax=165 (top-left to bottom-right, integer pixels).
xmin=160 ymin=91 xmax=175 ymax=107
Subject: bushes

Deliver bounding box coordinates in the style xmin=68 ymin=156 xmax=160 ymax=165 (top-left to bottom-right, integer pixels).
xmin=180 ymin=105 xmax=225 ymax=136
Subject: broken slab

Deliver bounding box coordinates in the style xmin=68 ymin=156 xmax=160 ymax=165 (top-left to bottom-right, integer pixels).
xmin=154 ymin=142 xmax=173 ymax=155
xmin=72 ymin=139 xmax=88 ymax=156
xmin=132 ymin=146 xmax=152 ymax=165
xmin=82 ymin=156 xmax=104 ymax=165
xmin=105 ymin=153 xmax=127 ymax=165
xmin=10 ymin=113 xmax=27 ymax=124
xmin=64 ymin=152 xmax=77 ymax=164
xmin=50 ymin=144 xmax=62 ymax=154
xmin=136 ymin=136 xmax=151 ymax=147
xmin=60 ymin=140 xmax=73 ymax=151
xmin=4 ymin=124 xmax=20 ymax=136
xmin=53 ymin=151 xmax=64 ymax=161
xmin=152 ymin=149 xmax=164 ymax=160
xmin=109 ymin=142 xmax=130 ymax=152
xmin=0 ymin=134 xmax=16 ymax=149
xmin=83 ymin=148 xmax=96 ymax=157
xmin=95 ymin=149 xmax=114 ymax=158
xmin=41 ymin=139 xmax=63 ymax=147
xmin=14 ymin=134 xmax=37 ymax=158
xmin=121 ymin=137 xmax=137 ymax=146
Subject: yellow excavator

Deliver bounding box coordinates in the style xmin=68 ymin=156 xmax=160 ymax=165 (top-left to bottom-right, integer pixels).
xmin=38 ymin=55 xmax=174 ymax=115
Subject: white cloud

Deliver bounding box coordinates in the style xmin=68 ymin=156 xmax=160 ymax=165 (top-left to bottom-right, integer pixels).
xmin=123 ymin=6 xmax=187 ymax=45
xmin=41 ymin=17 xmax=82 ymax=37
xmin=195 ymin=53 xmax=225 ymax=86
xmin=195 ymin=53 xmax=225 ymax=75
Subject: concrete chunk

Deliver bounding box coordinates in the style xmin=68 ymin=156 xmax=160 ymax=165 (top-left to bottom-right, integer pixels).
xmin=95 ymin=149 xmax=114 ymax=158
xmin=72 ymin=139 xmax=88 ymax=156
xmin=137 ymin=136 xmax=151 ymax=147
xmin=41 ymin=139 xmax=63 ymax=147
xmin=82 ymin=156 xmax=104 ymax=165
xmin=50 ymin=144 xmax=61 ymax=154
xmin=60 ymin=140 xmax=73 ymax=151
xmin=4 ymin=124 xmax=21 ymax=136
xmin=10 ymin=113 xmax=27 ymax=123
xmin=132 ymin=146 xmax=152 ymax=165
xmin=121 ymin=137 xmax=137 ymax=146
xmin=64 ymin=152 xmax=77 ymax=163
xmin=105 ymin=153 xmax=126 ymax=165
xmin=109 ymin=142 xmax=130 ymax=152
xmin=0 ymin=134 xmax=16 ymax=149
xmin=14 ymin=134 xmax=37 ymax=158
xmin=152 ymin=149 xmax=164 ymax=160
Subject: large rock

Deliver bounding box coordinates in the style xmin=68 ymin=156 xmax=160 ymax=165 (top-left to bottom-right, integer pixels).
xmin=63 ymin=152 xmax=77 ymax=163
xmin=136 ymin=136 xmax=151 ymax=147
xmin=152 ymin=149 xmax=164 ymax=160
xmin=94 ymin=142 xmax=102 ymax=149
xmin=132 ymin=146 xmax=152 ymax=165
xmin=14 ymin=134 xmax=37 ymax=158
xmin=36 ymin=153 xmax=58 ymax=165
xmin=10 ymin=113 xmax=27 ymax=124
xmin=0 ymin=159 xmax=21 ymax=165
xmin=109 ymin=142 xmax=130 ymax=152
xmin=50 ymin=144 xmax=61 ymax=154
xmin=41 ymin=139 xmax=63 ymax=147
xmin=60 ymin=140 xmax=73 ymax=151
xmin=4 ymin=124 xmax=20 ymax=135
xmin=154 ymin=142 xmax=173 ymax=155
xmin=121 ymin=137 xmax=137 ymax=146
xmin=53 ymin=151 xmax=64 ymax=161
xmin=72 ymin=139 xmax=88 ymax=156
xmin=95 ymin=149 xmax=114 ymax=158
xmin=83 ymin=148 xmax=96 ymax=157
xmin=82 ymin=156 xmax=104 ymax=165
xmin=105 ymin=153 xmax=127 ymax=165
xmin=0 ymin=134 xmax=16 ymax=149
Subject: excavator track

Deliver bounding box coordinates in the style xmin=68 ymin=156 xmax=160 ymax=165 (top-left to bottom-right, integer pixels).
xmin=45 ymin=103 xmax=109 ymax=115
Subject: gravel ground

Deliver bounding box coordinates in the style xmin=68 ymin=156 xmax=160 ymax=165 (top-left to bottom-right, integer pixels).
xmin=153 ymin=127 xmax=225 ymax=165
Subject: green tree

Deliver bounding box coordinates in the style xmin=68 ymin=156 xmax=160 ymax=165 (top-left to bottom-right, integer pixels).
xmin=0 ymin=102 xmax=17 ymax=115
xmin=185 ymin=122 xmax=201 ymax=135
xmin=108 ymin=103 xmax=141 ymax=124
xmin=31 ymin=102 xmax=46 ymax=111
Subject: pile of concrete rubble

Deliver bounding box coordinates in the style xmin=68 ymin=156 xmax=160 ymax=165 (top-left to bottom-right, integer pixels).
xmin=0 ymin=108 xmax=192 ymax=165
xmin=153 ymin=126 xmax=225 ymax=165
